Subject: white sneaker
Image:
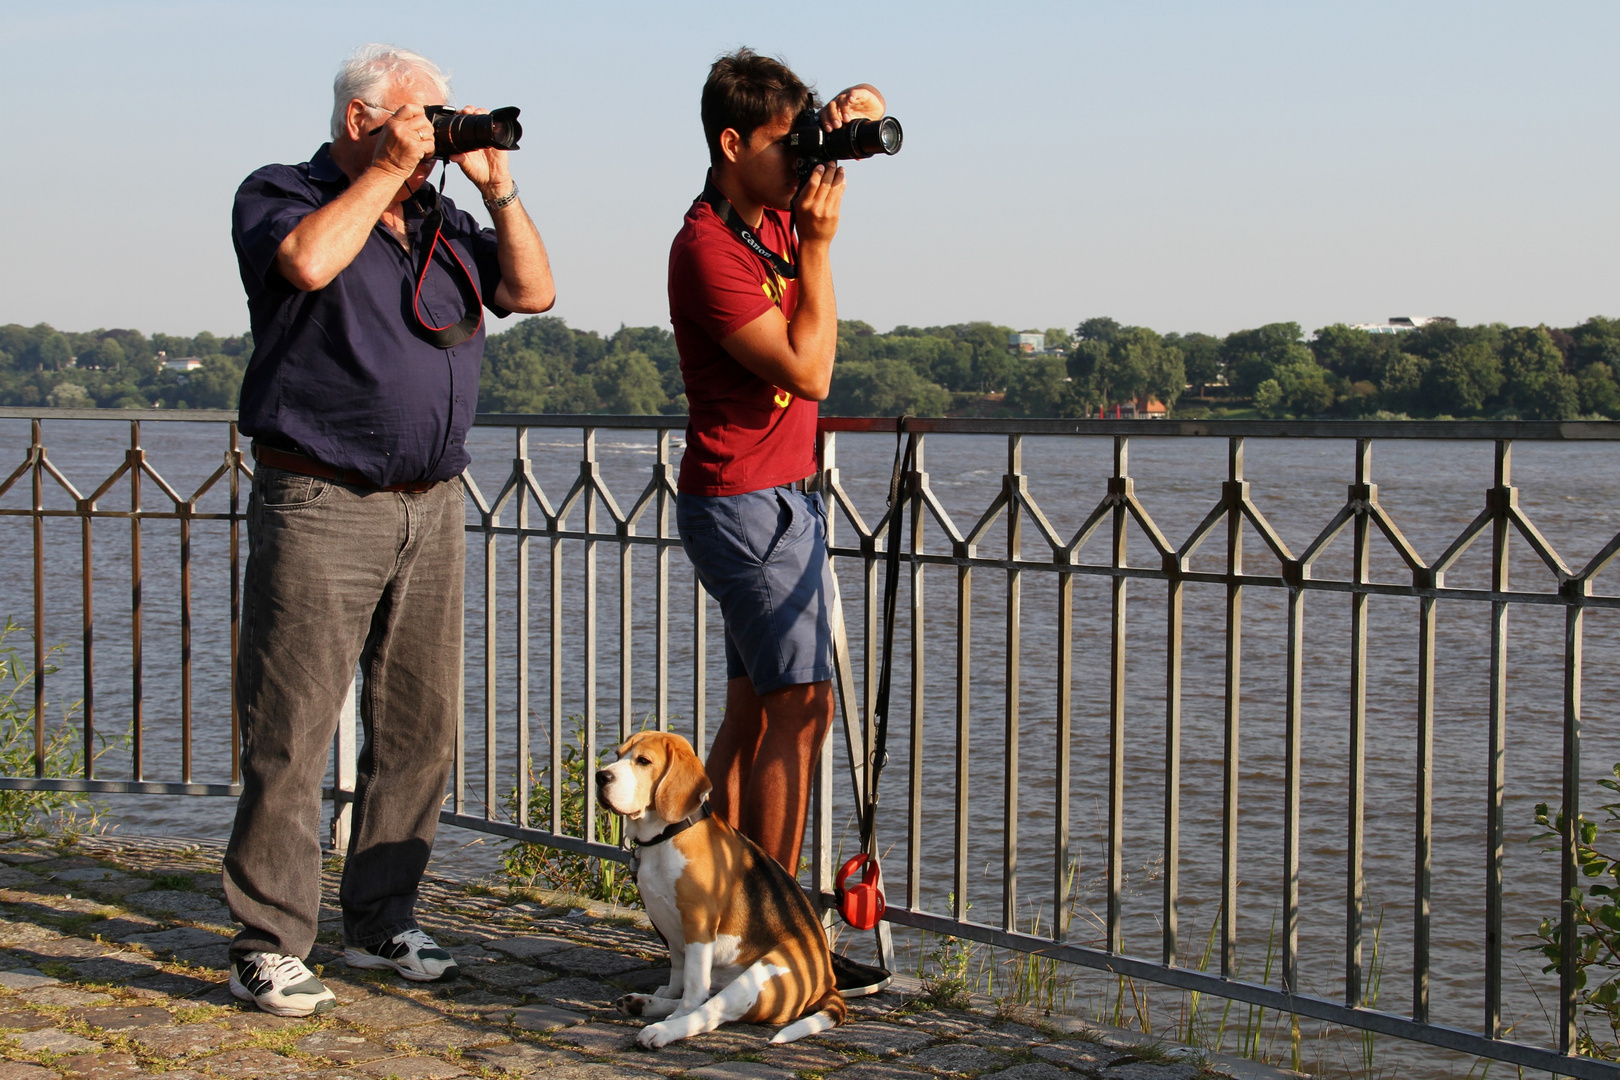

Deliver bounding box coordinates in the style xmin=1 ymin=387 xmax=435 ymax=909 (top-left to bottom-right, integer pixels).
xmin=344 ymin=928 xmax=459 ymax=982
xmin=229 ymin=952 xmax=337 ymax=1017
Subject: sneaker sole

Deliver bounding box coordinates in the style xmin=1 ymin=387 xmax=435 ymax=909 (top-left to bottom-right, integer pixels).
xmin=343 ymin=947 xmax=457 ymax=982
xmin=228 ymin=973 xmax=337 ymax=1018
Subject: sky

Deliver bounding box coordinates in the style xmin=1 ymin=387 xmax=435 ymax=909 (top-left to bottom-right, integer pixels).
xmin=1 ymin=0 xmax=1617 ymax=340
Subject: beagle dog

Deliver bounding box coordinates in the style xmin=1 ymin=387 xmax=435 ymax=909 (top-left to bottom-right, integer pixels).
xmin=596 ymin=730 xmax=846 ymax=1047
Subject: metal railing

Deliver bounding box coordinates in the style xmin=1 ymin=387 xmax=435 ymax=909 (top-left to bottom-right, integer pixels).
xmin=2 ymin=407 xmax=1619 ymax=1077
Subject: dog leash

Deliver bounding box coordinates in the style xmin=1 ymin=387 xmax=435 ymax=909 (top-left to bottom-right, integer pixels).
xmin=627 ymin=802 xmax=712 ymax=881
xmin=838 ymin=417 xmax=915 ymax=931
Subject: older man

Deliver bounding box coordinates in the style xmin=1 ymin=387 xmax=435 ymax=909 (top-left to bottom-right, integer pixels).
xmin=224 ymin=44 xmax=553 ymax=1016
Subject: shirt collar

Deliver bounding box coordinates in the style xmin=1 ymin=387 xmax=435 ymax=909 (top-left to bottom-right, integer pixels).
xmin=307 ymin=143 xmax=347 ymax=186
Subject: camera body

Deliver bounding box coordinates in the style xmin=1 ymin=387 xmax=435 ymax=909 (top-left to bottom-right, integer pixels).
xmin=423 ymin=105 xmax=523 ymax=159
xmin=787 ymin=109 xmax=903 ymax=181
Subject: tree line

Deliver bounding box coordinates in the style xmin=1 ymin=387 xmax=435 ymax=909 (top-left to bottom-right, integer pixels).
xmin=4 ymin=313 xmax=1618 ymax=420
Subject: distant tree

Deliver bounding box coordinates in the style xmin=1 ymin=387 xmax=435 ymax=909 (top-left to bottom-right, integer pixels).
xmin=1068 ymin=326 xmax=1185 ymax=411
xmin=1569 ymin=316 xmax=1620 ymax=377
xmin=1075 ymin=317 xmax=1122 ymax=344
xmin=1004 ymin=354 xmax=1081 ymax=417
xmin=85 ymin=338 xmax=124 ymax=370
xmin=35 ymin=332 xmax=71 ymax=372
xmin=1502 ymin=326 xmax=1579 ymax=419
xmin=1577 ymin=363 xmax=1620 ymax=417
xmin=594 ymin=350 xmax=665 ymax=414
xmin=823 ymin=356 xmax=950 ymax=417
xmin=1311 ymin=324 xmax=1401 ymax=384
xmin=1042 ymin=327 xmax=1074 ymax=354
xmin=1422 ymin=342 xmax=1503 ymax=415
xmin=1164 ymin=331 xmax=1222 ymax=395
xmin=1222 ymin=322 xmax=1306 ymax=396
xmin=46 ymin=382 xmax=91 ymax=408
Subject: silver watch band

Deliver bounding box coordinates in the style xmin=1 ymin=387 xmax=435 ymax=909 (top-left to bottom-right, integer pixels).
xmin=484 ymin=182 xmax=519 ymax=210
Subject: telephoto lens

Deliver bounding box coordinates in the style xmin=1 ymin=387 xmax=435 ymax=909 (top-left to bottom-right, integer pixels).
xmin=789 ymin=110 xmax=903 ymax=179
xmin=424 ymin=106 xmax=523 ymax=158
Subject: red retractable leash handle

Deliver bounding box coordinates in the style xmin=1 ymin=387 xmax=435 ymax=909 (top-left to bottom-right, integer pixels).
xmin=836 ymin=852 xmax=885 ymax=930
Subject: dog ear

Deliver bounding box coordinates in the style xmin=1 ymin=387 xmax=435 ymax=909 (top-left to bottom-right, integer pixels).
xmin=653 ymin=735 xmax=712 ymax=823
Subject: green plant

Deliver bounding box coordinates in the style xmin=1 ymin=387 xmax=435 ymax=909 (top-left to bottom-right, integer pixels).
xmin=1527 ymin=763 xmax=1620 ymax=1059
xmin=500 ymin=714 xmax=641 ymax=907
xmin=151 ymin=873 xmax=194 ymax=890
xmin=0 ymin=616 xmax=111 ymax=839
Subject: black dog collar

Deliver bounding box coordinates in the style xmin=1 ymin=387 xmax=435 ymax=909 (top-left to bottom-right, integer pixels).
xmin=627 ymin=802 xmax=712 ymax=880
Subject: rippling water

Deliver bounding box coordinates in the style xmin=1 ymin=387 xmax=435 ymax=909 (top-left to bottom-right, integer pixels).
xmin=1 ymin=416 xmax=1616 ymax=1078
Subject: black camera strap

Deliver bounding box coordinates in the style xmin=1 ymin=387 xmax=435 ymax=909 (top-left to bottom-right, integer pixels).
xmin=410 ymin=177 xmax=483 ymax=350
xmin=699 ymin=174 xmax=797 ymax=281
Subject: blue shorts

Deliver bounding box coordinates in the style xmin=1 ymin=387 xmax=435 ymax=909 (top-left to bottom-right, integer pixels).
xmin=676 ymin=486 xmax=836 ymax=695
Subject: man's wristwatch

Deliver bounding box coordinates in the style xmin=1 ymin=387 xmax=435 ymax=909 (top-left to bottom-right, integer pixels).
xmin=484 ymin=182 xmax=519 ymax=210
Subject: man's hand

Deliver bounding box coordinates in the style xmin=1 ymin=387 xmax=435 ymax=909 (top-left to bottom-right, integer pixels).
xmin=820 ymin=84 xmax=886 ymax=131
xmin=447 ymin=107 xmax=514 ymax=203
xmin=372 ymin=103 xmax=437 ymax=179
xmin=792 ymin=162 xmax=846 ymax=248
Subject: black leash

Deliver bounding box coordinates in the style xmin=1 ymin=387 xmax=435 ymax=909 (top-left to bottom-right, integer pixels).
xmin=859 ymin=417 xmax=916 ymax=858
xmin=698 ymin=172 xmax=799 ymax=281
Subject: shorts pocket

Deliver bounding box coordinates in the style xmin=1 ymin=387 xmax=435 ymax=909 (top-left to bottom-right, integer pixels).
xmin=255 ymin=466 xmax=331 ymax=511
xmin=753 ymin=489 xmax=812 ymax=565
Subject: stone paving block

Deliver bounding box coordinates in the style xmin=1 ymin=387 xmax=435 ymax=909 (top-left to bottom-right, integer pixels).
xmin=194 ymin=1048 xmax=306 ymax=1078
xmin=13 ymin=1026 xmax=104 ymax=1053
xmin=903 ymin=1012 xmax=983 ymax=1038
xmin=522 ymin=976 xmax=613 ymax=1009
xmin=53 ymin=1051 xmax=143 ymax=1080
xmin=824 ymin=1065 xmax=930 ymax=1080
xmin=462 ymin=963 xmax=549 ymax=989
xmin=0 ymin=921 xmax=60 ymax=945
xmin=464 ymin=1043 xmax=587 ymax=1073
xmin=1100 ymin=1066 xmax=1200 ymax=1080
xmin=0 ymin=868 xmax=43 ymax=888
xmin=686 ymin=1062 xmax=796 ymax=1080
xmin=71 ymin=951 xmax=166 ymax=981
xmin=0 ymin=850 xmax=51 ymax=866
xmin=0 ymin=1062 xmax=56 ymax=1080
xmin=354 ymin=1058 xmax=466 ymax=1080
xmin=756 ymin=1042 xmax=851 ymax=1072
xmin=958 ymin=1028 xmax=1045 ymax=1051
xmin=47 ymin=869 xmax=134 ymax=885
xmin=384 ymin=1019 xmax=510 ymax=1051
xmin=1031 ymin=1043 xmax=1133 ymax=1072
xmin=0 ymin=1009 xmax=55 ymax=1031
xmin=123 ymin=927 xmax=231 ymax=954
xmin=680 ymin=1028 xmax=773 ymax=1055
xmin=70 ymin=1005 xmax=173 ymax=1031
xmin=539 ymin=946 xmax=650 ymax=978
xmin=128 ymin=971 xmax=219 ymax=998
xmin=908 ymin=1044 xmax=1014 ymax=1076
xmin=21 ymin=986 xmax=113 ymax=1007
xmin=549 ymin=1022 xmax=640 ymax=1054
xmin=0 ymin=967 xmax=58 ymax=989
xmin=978 ymin=1066 xmax=1074 ymax=1080
xmin=125 ymin=890 xmax=232 ymax=923
xmin=219 ymin=1010 xmax=306 ymax=1033
xmin=334 ymin=995 xmax=451 ymax=1031
xmin=528 ymin=1066 xmax=663 ymax=1080
xmin=87 ymin=917 xmax=167 ymax=941
xmin=485 ymin=936 xmax=576 ymax=961
xmin=29 ymin=937 xmax=110 ymax=959
xmin=481 ymin=1003 xmax=588 ymax=1032
xmin=29 ymin=857 xmax=103 ymax=872
xmin=128 ymin=1022 xmax=235 ymax=1057
xmin=812 ymin=1023 xmax=936 ymax=1055
xmin=295 ymin=1031 xmax=393 ymax=1064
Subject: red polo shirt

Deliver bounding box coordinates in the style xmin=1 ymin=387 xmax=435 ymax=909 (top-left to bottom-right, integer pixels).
xmin=669 ymin=198 xmax=819 ymax=496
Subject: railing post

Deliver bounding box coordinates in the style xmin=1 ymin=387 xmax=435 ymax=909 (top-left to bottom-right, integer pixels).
xmin=1002 ymin=434 xmax=1023 ymax=931
xmin=1107 ymin=436 xmax=1128 ymax=953
xmin=1561 ymin=575 xmax=1587 ymax=1053
xmin=516 ymin=428 xmax=532 ymax=827
xmin=1486 ymin=439 xmax=1511 ymax=1038
xmin=1222 ymin=436 xmax=1244 ymax=978
xmin=1346 ymin=438 xmax=1371 ymax=1006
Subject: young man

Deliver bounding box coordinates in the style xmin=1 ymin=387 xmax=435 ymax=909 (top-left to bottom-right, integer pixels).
xmin=669 ymin=49 xmax=888 ymax=993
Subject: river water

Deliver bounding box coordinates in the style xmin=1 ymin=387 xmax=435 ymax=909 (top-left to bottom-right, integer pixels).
xmin=1 ymin=416 xmax=1617 ymax=1078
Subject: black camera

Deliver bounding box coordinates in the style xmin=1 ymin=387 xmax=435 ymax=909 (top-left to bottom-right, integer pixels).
xmin=423 ymin=105 xmax=523 ymax=158
xmin=787 ymin=109 xmax=902 ymax=180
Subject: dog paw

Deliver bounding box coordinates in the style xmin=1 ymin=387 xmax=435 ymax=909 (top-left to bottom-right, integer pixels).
xmin=637 ymin=1022 xmax=674 ymax=1049
xmin=617 ymin=993 xmax=652 ymax=1016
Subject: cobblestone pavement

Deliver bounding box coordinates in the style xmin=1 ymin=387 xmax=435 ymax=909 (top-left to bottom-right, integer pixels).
xmin=0 ymin=836 xmax=1304 ymax=1080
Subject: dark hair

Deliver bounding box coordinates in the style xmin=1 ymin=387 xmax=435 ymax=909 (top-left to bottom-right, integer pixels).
xmin=701 ymin=48 xmax=814 ymax=166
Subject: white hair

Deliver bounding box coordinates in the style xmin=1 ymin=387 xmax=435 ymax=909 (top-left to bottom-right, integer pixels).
xmin=330 ymin=44 xmax=452 ymax=140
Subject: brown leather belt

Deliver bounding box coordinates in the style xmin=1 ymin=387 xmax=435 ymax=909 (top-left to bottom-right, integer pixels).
xmin=251 ymin=444 xmax=439 ymax=494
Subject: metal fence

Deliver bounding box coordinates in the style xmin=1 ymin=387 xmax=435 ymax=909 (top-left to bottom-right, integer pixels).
xmin=1 ymin=407 xmax=1619 ymax=1078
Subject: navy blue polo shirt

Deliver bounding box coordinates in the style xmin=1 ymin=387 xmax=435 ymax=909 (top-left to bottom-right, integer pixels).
xmin=232 ymin=144 xmax=507 ymax=487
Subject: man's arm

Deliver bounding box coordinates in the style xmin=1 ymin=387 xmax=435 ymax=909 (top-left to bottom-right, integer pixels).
xmin=450 ymin=108 xmax=556 ymax=314
xmin=719 ymin=163 xmax=845 ymax=401
xmin=275 ymin=104 xmax=437 ymax=291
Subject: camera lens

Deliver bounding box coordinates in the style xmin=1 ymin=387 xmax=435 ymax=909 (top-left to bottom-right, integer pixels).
xmin=428 ymin=106 xmax=523 ymax=158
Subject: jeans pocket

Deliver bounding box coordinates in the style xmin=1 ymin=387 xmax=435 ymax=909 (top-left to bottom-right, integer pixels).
xmin=756 ymin=489 xmax=811 ymax=564
xmin=256 ymin=466 xmax=331 ymax=511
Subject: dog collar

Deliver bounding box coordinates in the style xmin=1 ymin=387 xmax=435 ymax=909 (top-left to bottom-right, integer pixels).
xmin=627 ymin=803 xmax=712 ymax=880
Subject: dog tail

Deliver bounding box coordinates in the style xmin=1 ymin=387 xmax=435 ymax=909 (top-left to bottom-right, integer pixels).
xmin=770 ymin=988 xmax=847 ymax=1044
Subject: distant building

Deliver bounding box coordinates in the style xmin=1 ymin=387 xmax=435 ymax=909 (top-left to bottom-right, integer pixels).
xmin=164 ymin=357 xmax=205 ymax=373
xmin=1009 ymin=332 xmax=1046 ymax=354
xmin=1351 ymin=316 xmax=1452 ymax=335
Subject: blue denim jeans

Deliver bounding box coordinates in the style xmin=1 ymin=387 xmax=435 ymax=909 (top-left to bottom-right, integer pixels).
xmin=223 ymin=465 xmax=464 ymax=960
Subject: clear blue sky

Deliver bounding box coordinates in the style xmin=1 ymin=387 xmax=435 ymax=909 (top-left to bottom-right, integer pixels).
xmin=2 ymin=0 xmax=1616 ymax=340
